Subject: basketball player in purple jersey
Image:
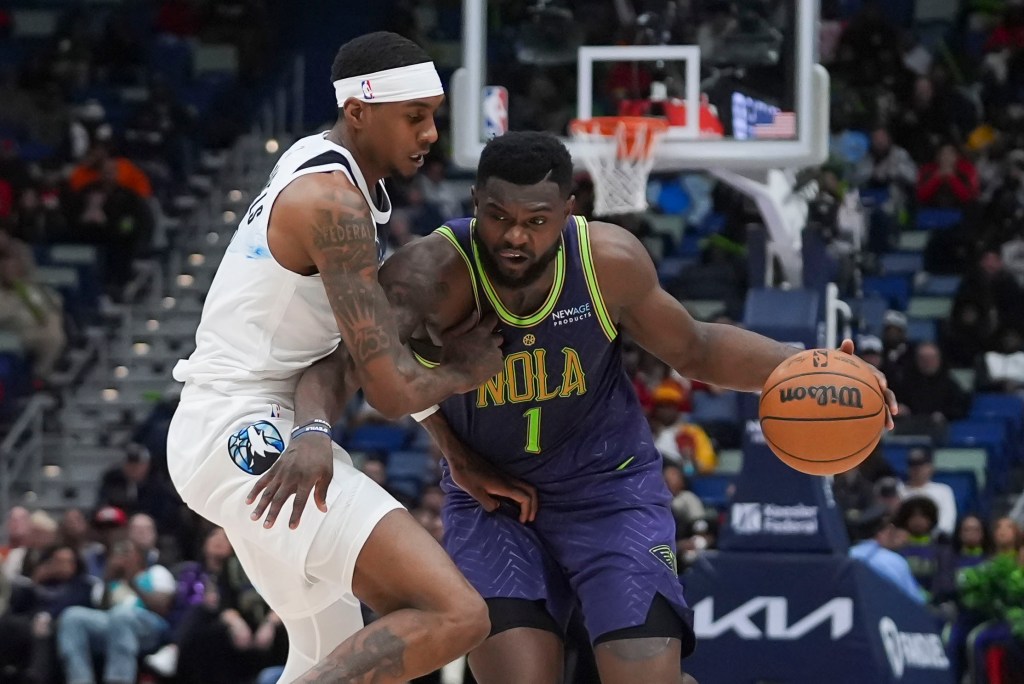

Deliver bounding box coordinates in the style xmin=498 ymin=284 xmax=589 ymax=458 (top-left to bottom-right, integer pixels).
xmin=374 ymin=132 xmax=898 ymax=683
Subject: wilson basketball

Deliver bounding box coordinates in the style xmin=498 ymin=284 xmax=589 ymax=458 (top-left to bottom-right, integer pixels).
xmin=758 ymin=349 xmax=886 ymax=476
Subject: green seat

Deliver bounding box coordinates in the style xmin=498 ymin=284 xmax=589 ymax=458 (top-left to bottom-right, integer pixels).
xmin=48 ymin=244 xmax=99 ymax=265
xmin=934 ymin=448 xmax=987 ymax=490
xmin=34 ymin=266 xmax=79 ymax=288
xmin=897 ymin=231 xmax=928 ymax=251
xmin=906 ymin=296 xmax=953 ymax=319
xmin=715 ymin=449 xmax=743 ymax=475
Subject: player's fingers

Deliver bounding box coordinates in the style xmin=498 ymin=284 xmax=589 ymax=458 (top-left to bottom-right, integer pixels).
xmin=288 ymin=485 xmax=314 ymax=529
xmin=246 ymin=472 xmax=273 ymax=505
xmin=263 ymin=483 xmax=294 ymax=529
xmin=514 ymin=481 xmax=539 ymax=523
xmin=250 ymin=481 xmax=279 ymax=521
xmin=313 ymin=473 xmax=330 ymax=513
xmin=473 ymin=489 xmax=500 ymax=513
xmin=884 ymin=389 xmax=898 ymax=430
xmin=478 ymin=311 xmax=499 ymax=332
xmin=839 ymin=338 xmax=855 ymax=355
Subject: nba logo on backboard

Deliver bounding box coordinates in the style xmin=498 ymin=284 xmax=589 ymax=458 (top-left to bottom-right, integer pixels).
xmin=482 ymin=86 xmax=508 ymax=139
xmin=361 ymin=80 xmax=374 ymax=99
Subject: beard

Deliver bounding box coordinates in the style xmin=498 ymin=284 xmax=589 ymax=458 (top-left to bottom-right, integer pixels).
xmin=472 ymin=230 xmax=561 ymax=289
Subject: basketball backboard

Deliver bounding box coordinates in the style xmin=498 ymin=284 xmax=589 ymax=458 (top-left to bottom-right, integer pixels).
xmin=450 ymin=0 xmax=828 ymax=171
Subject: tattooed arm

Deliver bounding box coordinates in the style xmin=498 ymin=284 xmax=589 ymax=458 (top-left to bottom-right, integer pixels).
xmin=268 ymin=173 xmax=501 ymax=419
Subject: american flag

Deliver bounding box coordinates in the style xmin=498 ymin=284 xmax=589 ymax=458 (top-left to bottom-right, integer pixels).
xmin=753 ymin=112 xmax=797 ymax=139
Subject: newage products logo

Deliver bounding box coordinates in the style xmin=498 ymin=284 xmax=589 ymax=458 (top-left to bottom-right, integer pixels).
xmin=730 ymin=503 xmax=819 ymax=535
xmin=552 ymin=303 xmax=591 ymax=326
xmin=879 ymin=618 xmax=950 ymax=678
xmin=694 ymin=597 xmax=853 ymax=640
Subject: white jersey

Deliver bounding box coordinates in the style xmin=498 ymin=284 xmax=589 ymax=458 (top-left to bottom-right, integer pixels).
xmin=172 ymin=132 xmax=392 ymax=398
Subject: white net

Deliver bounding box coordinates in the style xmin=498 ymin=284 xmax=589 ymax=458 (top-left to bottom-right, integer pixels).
xmin=569 ymin=117 xmax=669 ymax=216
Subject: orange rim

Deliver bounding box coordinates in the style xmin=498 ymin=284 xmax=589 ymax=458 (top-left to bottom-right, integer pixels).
xmin=569 ymin=116 xmax=670 ymax=161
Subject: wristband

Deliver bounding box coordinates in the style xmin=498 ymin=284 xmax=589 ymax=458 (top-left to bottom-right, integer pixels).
xmin=410 ymin=405 xmax=440 ymax=422
xmin=291 ymin=418 xmax=331 ymax=436
xmin=290 ymin=424 xmax=332 ymax=440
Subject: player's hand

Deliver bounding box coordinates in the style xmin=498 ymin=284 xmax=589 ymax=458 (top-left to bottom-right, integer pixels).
xmin=440 ymin=311 xmax=504 ymax=392
xmin=840 ymin=338 xmax=898 ymax=430
xmin=246 ymin=431 xmax=333 ymax=529
xmin=449 ymin=455 xmax=538 ymax=524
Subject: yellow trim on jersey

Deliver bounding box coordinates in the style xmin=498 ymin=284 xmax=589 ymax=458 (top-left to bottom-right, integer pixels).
xmin=470 ymin=219 xmax=566 ymax=328
xmin=413 ymin=351 xmax=439 ymax=368
xmin=434 ymin=225 xmax=482 ymax=314
xmin=576 ymin=217 xmax=617 ymax=341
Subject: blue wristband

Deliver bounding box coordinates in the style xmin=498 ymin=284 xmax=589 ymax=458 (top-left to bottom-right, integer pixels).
xmin=290 ymin=424 xmax=332 ymax=440
xmin=291 ymin=419 xmax=331 ymax=436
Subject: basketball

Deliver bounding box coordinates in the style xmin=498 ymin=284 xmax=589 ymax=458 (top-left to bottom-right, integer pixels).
xmin=758 ymin=349 xmax=886 ymax=476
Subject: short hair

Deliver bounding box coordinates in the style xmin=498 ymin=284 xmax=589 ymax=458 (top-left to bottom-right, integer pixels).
xmin=477 ymin=132 xmax=574 ymax=198
xmin=331 ymin=32 xmax=432 ymax=83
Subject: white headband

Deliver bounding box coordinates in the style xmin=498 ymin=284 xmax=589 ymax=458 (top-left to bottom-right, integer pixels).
xmin=334 ymin=62 xmax=444 ymax=107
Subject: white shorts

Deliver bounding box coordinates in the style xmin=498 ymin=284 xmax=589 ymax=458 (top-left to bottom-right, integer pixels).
xmin=167 ymin=383 xmax=402 ymax=621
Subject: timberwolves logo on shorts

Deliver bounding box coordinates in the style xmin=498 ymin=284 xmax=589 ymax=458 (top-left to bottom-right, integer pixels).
xmin=228 ymin=421 xmax=285 ymax=475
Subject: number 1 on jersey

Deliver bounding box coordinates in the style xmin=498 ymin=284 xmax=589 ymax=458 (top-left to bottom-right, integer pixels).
xmin=523 ymin=407 xmax=542 ymax=454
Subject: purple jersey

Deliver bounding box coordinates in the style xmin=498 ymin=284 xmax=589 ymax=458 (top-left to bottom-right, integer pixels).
xmin=434 ymin=217 xmax=694 ymax=647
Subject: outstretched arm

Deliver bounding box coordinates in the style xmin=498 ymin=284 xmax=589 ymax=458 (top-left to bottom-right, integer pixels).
xmin=591 ymin=223 xmax=897 ymax=418
xmin=273 ymin=174 xmax=501 ymax=418
xmin=591 ymin=223 xmax=796 ymax=391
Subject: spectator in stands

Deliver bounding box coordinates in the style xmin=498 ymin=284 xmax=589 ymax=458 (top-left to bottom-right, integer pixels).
xmin=126 ymin=513 xmax=160 ymax=567
xmin=992 ymin=516 xmax=1021 ymax=557
xmin=916 ymin=143 xmax=980 ymax=208
xmin=677 ymin=517 xmax=717 ymax=571
xmin=59 ymin=508 xmax=94 ymax=557
xmin=954 ymin=249 xmax=1024 ymax=345
xmin=57 ymin=539 xmax=174 ymax=684
xmin=4 ymin=511 xmax=59 ymax=581
xmin=857 ymin=334 xmax=884 ymax=370
xmin=976 ymin=326 xmax=1024 ymax=393
xmin=881 ymin=310 xmax=912 ymax=381
xmin=663 ymin=462 xmax=706 ymax=536
xmin=902 ymin=446 xmax=958 ymax=537
xmin=833 ymin=464 xmax=877 ymax=518
xmin=892 ymin=78 xmax=961 ymax=164
xmin=849 ymin=504 xmax=925 ymax=604
xmin=856 ymin=127 xmax=919 ymax=194
xmin=69 ymin=141 xmax=152 ymax=199
xmin=893 ymin=496 xmax=956 ymax=603
xmin=875 ymin=476 xmax=904 ymax=515
xmin=83 ymin=506 xmax=128 ymax=579
xmin=648 ymin=382 xmax=716 ymax=474
xmin=945 ymin=297 xmax=997 ymax=368
xmin=0 ymin=543 xmax=96 ymax=683
xmin=0 ymin=230 xmax=66 ymax=383
xmin=13 ymin=161 xmax=68 ymax=244
xmin=892 ymin=342 xmax=971 ymax=439
xmin=953 ymin=514 xmax=992 ymax=571
xmin=96 ymin=443 xmax=181 ymax=534
xmin=67 ymin=156 xmax=154 ymax=296
xmin=1 ymin=506 xmax=30 ymax=577
xmin=123 ymin=80 xmax=195 ymax=198
xmin=148 ymin=527 xmax=284 ymax=683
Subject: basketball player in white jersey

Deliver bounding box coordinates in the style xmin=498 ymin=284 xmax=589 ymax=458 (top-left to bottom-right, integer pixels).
xmin=166 ymin=32 xmax=502 ymax=683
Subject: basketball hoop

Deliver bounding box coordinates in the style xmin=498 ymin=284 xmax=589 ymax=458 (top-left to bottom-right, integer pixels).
xmin=569 ymin=116 xmax=669 ymax=216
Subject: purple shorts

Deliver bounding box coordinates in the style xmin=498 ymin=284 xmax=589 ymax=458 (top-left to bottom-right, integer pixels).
xmin=441 ymin=462 xmax=692 ymax=643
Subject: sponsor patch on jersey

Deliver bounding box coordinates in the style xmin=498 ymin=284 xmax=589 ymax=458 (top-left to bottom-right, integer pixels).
xmin=649 ymin=544 xmax=678 ymax=574
xmin=228 ymin=421 xmax=284 ymax=475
